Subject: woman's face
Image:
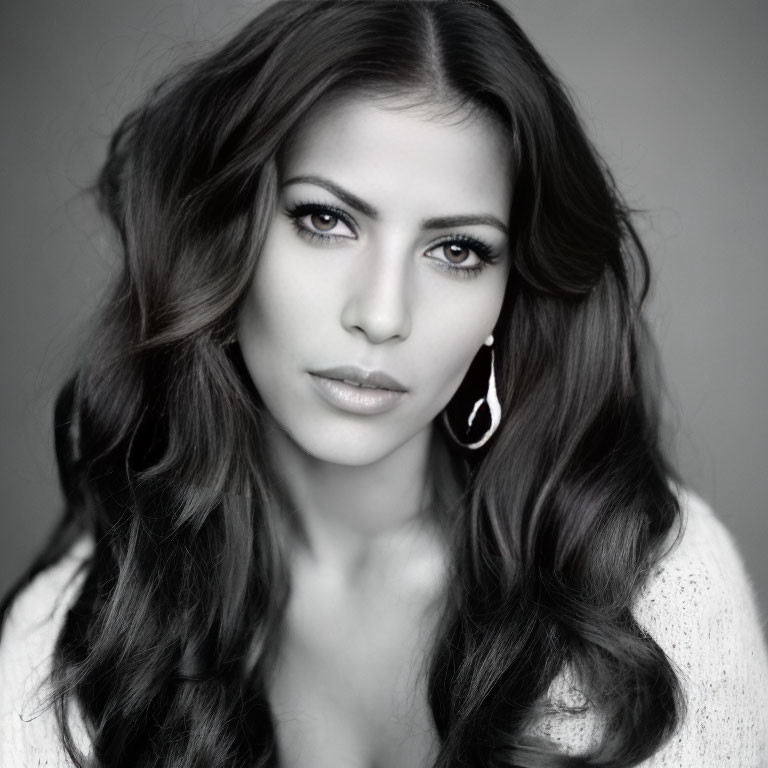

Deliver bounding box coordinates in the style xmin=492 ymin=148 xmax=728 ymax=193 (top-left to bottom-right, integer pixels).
xmin=237 ymin=94 xmax=513 ymax=466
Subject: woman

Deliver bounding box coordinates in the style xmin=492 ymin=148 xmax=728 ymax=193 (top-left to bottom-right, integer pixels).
xmin=1 ymin=0 xmax=766 ymax=766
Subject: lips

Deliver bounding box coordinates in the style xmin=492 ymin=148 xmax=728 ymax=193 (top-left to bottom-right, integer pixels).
xmin=309 ymin=366 xmax=407 ymax=392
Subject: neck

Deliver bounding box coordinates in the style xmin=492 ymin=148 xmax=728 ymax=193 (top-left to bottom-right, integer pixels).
xmin=266 ymin=423 xmax=451 ymax=576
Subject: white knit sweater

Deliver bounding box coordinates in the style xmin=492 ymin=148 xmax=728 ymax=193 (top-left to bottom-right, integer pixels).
xmin=1 ymin=488 xmax=767 ymax=766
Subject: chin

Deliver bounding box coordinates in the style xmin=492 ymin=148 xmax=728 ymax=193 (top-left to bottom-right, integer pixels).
xmin=295 ymin=432 xmax=400 ymax=467
xmin=282 ymin=419 xmax=430 ymax=468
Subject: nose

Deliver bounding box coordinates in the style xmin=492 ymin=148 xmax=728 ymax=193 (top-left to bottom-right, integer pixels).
xmin=340 ymin=241 xmax=412 ymax=344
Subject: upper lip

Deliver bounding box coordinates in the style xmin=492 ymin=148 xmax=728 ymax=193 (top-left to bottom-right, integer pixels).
xmin=311 ymin=366 xmax=408 ymax=392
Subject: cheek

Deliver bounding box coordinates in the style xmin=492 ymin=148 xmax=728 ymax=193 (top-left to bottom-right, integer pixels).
xmin=423 ymin=331 xmax=488 ymax=403
xmin=416 ymin=278 xmax=508 ymax=400
xmin=239 ymin=234 xmax=329 ymax=357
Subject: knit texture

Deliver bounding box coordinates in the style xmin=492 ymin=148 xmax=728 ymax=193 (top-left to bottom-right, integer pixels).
xmin=2 ymin=489 xmax=767 ymax=766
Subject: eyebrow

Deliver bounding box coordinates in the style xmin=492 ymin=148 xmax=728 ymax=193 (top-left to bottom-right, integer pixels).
xmin=282 ymin=174 xmax=509 ymax=235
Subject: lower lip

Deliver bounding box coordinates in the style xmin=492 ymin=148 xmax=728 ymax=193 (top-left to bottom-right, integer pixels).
xmin=309 ymin=374 xmax=406 ymax=415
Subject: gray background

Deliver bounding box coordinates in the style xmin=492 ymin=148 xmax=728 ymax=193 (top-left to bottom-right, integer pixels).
xmin=1 ymin=1 xmax=766 ymax=621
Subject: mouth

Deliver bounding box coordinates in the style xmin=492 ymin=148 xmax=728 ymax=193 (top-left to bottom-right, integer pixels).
xmin=309 ymin=366 xmax=408 ymax=393
xmin=308 ymin=366 xmax=408 ymax=416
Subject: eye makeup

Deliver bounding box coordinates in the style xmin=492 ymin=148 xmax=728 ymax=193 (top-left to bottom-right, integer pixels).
xmin=283 ymin=200 xmax=357 ymax=243
xmin=424 ymin=235 xmax=501 ymax=277
xmin=282 ymin=200 xmax=503 ymax=276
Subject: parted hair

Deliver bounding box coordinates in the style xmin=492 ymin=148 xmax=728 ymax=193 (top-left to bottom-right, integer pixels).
xmin=2 ymin=1 xmax=683 ymax=766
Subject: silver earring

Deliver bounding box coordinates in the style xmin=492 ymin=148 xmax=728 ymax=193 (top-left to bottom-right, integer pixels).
xmin=442 ymin=334 xmax=502 ymax=450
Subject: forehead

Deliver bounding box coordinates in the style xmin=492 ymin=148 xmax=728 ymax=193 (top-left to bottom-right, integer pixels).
xmin=280 ymin=94 xmax=514 ymax=219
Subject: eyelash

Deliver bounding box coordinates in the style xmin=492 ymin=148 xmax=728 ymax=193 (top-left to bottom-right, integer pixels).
xmin=284 ymin=200 xmax=355 ymax=243
xmin=282 ymin=201 xmax=500 ymax=277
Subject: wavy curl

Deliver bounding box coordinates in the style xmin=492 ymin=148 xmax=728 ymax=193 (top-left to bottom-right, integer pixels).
xmin=3 ymin=1 xmax=684 ymax=766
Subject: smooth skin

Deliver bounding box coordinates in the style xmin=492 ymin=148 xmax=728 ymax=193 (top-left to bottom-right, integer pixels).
xmin=237 ymin=94 xmax=513 ymax=768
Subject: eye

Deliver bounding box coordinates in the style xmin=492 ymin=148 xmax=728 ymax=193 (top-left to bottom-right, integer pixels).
xmin=434 ymin=242 xmax=479 ymax=266
xmin=309 ymin=212 xmax=340 ymax=232
xmin=285 ymin=202 xmax=357 ymax=241
xmin=424 ymin=236 xmax=498 ymax=274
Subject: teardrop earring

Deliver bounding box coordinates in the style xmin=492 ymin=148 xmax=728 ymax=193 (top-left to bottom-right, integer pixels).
xmin=442 ymin=334 xmax=502 ymax=450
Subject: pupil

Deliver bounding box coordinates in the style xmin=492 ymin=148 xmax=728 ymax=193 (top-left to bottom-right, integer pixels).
xmin=445 ymin=243 xmax=469 ymax=263
xmin=311 ymin=212 xmax=337 ymax=231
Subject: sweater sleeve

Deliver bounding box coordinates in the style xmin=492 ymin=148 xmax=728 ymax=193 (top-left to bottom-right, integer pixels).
xmin=0 ymin=537 xmax=94 ymax=768
xmin=632 ymin=488 xmax=768 ymax=767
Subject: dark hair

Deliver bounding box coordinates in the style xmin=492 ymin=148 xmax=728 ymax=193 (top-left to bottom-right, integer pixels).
xmin=2 ymin=0 xmax=684 ymax=765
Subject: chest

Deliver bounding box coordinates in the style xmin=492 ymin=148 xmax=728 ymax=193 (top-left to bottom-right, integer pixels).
xmin=266 ymin=563 xmax=443 ymax=768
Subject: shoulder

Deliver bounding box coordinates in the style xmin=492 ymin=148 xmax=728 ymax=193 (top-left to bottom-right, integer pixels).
xmin=634 ymin=486 xmax=764 ymax=643
xmin=0 ymin=536 xmax=94 ymax=767
xmin=2 ymin=536 xmax=93 ymax=636
xmin=526 ymin=488 xmax=768 ymax=764
xmin=632 ymin=487 xmax=768 ymax=765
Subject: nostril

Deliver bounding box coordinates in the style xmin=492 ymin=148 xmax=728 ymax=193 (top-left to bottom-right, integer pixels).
xmin=340 ymin=293 xmax=411 ymax=344
xmin=338 ymin=251 xmax=413 ymax=343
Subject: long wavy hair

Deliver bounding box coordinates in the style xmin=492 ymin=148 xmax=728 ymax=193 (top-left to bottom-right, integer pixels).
xmin=2 ymin=0 xmax=685 ymax=766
